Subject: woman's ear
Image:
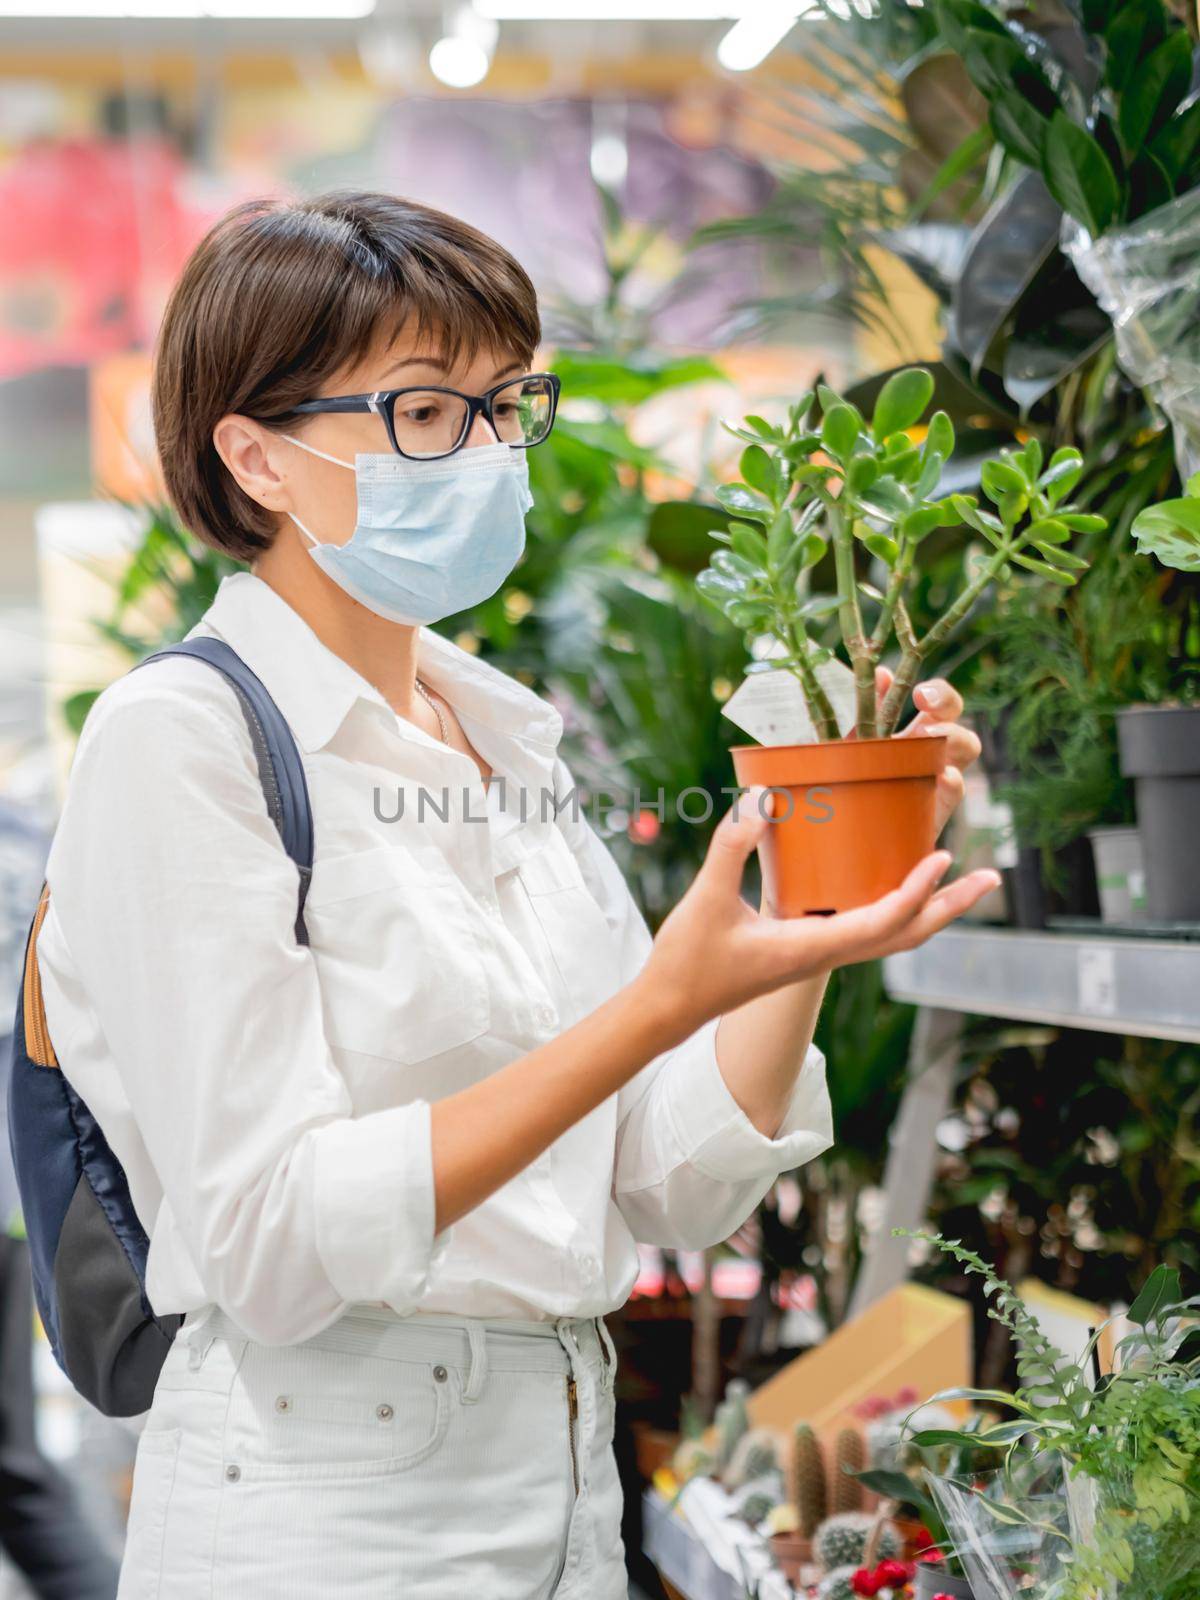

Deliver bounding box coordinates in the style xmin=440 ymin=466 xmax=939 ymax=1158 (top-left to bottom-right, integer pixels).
xmin=213 ymin=415 xmax=290 ymax=514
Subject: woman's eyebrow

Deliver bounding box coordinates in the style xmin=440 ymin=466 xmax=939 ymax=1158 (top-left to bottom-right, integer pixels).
xmin=380 ymin=357 xmax=526 ymax=382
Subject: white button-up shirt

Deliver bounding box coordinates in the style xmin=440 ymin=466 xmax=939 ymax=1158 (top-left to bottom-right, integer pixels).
xmin=38 ymin=571 xmax=833 ymax=1344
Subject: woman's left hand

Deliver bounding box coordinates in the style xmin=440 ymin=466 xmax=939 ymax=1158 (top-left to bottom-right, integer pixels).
xmin=854 ymin=665 xmax=982 ymax=836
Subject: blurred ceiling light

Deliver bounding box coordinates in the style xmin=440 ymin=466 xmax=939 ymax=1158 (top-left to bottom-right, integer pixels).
xmin=0 ymin=0 xmax=375 ymax=13
xmin=716 ymin=2 xmax=807 ymax=68
xmin=429 ymin=3 xmax=497 ymax=88
xmin=429 ymin=34 xmax=490 ymax=84
xmin=590 ymin=130 xmax=628 ymax=188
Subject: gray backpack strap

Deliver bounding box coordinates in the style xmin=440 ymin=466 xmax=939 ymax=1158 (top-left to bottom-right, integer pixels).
xmin=132 ymin=636 xmax=314 ymax=943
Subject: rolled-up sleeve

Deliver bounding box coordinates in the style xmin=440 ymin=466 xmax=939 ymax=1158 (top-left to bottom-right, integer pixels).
xmin=549 ymin=758 xmax=834 ymax=1252
xmin=40 ymin=675 xmax=452 ymax=1345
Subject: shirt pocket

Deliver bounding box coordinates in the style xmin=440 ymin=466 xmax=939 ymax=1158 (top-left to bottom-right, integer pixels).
xmin=304 ymin=843 xmax=490 ymax=1064
xmin=515 ymin=834 xmax=623 ymax=1006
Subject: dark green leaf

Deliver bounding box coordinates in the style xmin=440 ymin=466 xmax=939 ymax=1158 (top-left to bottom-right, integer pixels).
xmin=847 ymin=456 xmax=880 ymax=495
xmin=1043 ymin=112 xmax=1121 ymax=236
xmin=990 ymin=95 xmax=1049 ymax=168
xmin=1150 ymin=97 xmax=1200 ymax=182
xmin=740 ymin=444 xmax=779 ymax=499
xmin=1105 ymin=0 xmax=1165 ymax=96
xmin=1121 ymin=32 xmax=1191 ymax=150
xmin=646 ymin=500 xmax=731 ymax=574
xmin=715 ymin=482 xmax=773 ymax=524
xmin=901 ymin=506 xmax=946 ymax=541
xmin=766 ymin=509 xmax=793 ymax=567
xmin=1128 ymin=1263 xmax=1184 ymax=1326
xmin=1024 ymin=517 xmax=1070 ymax=543
xmin=925 ymin=410 xmax=955 ymax=461
xmin=1131 ymin=496 xmax=1200 ymax=570
xmin=730 ymin=522 xmax=768 ymax=565
xmin=822 ymin=404 xmax=862 ymax=459
xmin=1009 ymin=550 xmax=1077 ymax=583
xmin=872 ymin=368 xmax=935 ymax=440
xmin=863 ymin=532 xmax=900 ymax=564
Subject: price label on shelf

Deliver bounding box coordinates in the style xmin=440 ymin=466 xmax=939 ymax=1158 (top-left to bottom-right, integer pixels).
xmin=1077 ymin=944 xmax=1118 ymax=1018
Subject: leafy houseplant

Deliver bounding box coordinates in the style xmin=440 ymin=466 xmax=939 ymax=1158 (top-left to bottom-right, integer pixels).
xmin=695 ymin=366 xmax=1105 ymax=916
xmin=895 ymin=1232 xmax=1200 ymax=1600
xmin=1110 ymin=477 xmax=1200 ymax=920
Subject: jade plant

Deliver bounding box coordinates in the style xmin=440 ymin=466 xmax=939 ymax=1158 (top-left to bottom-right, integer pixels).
xmin=696 ymin=368 xmax=1107 ymax=742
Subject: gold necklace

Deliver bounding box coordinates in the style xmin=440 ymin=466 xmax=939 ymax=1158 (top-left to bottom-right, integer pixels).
xmin=413 ymin=677 xmax=450 ymax=745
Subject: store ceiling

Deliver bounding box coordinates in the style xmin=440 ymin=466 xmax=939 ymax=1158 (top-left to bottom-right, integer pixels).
xmin=0 ymin=0 xmax=811 ymax=54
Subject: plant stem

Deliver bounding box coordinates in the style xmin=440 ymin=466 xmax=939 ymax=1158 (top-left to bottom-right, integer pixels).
xmin=784 ymin=616 xmax=840 ymax=740
xmin=831 ymin=503 xmax=878 ymax=737
xmin=879 ymin=544 xmax=1012 ymax=733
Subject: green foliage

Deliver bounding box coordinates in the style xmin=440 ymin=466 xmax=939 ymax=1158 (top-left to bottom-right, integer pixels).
xmin=695 ymin=372 xmax=1102 ymax=740
xmin=967 ymin=547 xmax=1196 ymax=864
xmin=934 ymin=0 xmax=1200 ymax=231
xmin=1132 ymin=472 xmax=1200 ymax=572
xmin=894 ymin=1233 xmax=1200 ymax=1599
xmin=60 ymin=503 xmax=243 ymax=735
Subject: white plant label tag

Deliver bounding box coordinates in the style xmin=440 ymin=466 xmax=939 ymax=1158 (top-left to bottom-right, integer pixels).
xmin=1077 ymin=944 xmax=1118 ymax=1018
xmin=722 ymin=656 xmax=858 ymax=745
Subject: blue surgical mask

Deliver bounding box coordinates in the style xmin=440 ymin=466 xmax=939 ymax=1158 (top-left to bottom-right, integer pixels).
xmin=283 ymin=436 xmax=534 ymax=626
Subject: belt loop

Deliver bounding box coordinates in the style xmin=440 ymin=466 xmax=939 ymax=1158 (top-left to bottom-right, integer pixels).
xmin=462 ymin=1320 xmax=488 ymax=1404
xmin=595 ymin=1316 xmax=617 ymax=1392
xmin=182 ymin=1303 xmax=218 ymax=1371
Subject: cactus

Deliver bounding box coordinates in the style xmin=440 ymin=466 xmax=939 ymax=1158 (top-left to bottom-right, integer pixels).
xmin=789 ymin=1422 xmax=827 ymax=1537
xmin=814 ymin=1511 xmax=902 ymax=1572
xmin=729 ymin=1471 xmax=785 ymax=1529
xmin=713 ymin=1379 xmax=751 ymax=1472
xmin=721 ymin=1425 xmax=781 ymax=1491
xmin=832 ymin=1427 xmax=865 ymax=1514
xmin=671 ymin=1437 xmax=714 ymax=1484
xmin=817 ymin=1566 xmax=858 ymax=1600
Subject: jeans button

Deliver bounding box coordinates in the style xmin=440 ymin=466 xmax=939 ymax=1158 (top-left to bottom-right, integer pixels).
xmin=433 ymin=1365 xmax=448 ymax=1383
xmin=377 ymin=1402 xmax=394 ymax=1420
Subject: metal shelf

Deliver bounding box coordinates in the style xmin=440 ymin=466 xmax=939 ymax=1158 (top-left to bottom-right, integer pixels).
xmin=882 ymin=922 xmax=1200 ymax=1044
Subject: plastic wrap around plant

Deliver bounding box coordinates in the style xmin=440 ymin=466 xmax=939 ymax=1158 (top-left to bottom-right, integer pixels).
xmin=927 ymin=1456 xmax=1200 ymax=1600
xmin=925 ymin=1457 xmax=1073 ymax=1600
xmin=1062 ymin=190 xmax=1200 ymax=482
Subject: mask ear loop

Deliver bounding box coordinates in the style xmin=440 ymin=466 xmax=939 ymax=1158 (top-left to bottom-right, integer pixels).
xmin=280 ymin=432 xmax=357 ymax=550
xmin=280 ymin=431 xmax=356 ymax=471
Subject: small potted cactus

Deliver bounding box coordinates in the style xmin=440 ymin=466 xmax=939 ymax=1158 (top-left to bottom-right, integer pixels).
xmin=697 ymin=369 xmax=1104 ymax=915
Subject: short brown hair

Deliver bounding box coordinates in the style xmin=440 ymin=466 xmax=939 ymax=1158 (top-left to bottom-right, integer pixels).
xmin=152 ymin=190 xmax=541 ymax=561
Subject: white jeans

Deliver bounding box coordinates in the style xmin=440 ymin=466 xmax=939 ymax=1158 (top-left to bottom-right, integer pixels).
xmin=116 ymin=1303 xmax=628 ymax=1600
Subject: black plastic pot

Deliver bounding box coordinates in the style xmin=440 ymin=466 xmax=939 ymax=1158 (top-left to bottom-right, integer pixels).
xmin=974 ymin=708 xmax=1100 ymax=929
xmin=1116 ymin=704 xmax=1200 ymax=922
xmin=913 ymin=1563 xmax=975 ymax=1600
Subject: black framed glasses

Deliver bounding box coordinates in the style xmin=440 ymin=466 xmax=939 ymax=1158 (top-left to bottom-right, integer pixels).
xmin=285 ymin=371 xmax=561 ymax=461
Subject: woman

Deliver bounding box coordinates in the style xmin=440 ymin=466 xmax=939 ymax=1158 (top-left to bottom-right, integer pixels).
xmin=37 ymin=191 xmax=995 ymax=1600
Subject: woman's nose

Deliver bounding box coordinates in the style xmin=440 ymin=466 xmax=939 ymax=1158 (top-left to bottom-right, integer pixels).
xmin=462 ymin=411 xmax=500 ymax=449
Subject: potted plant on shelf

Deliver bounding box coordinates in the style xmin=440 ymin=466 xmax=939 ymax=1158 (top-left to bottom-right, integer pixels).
xmin=1110 ymin=482 xmax=1200 ymax=921
xmin=696 ymin=367 xmax=1105 ymax=916
xmin=893 ymin=1231 xmax=1200 ymax=1600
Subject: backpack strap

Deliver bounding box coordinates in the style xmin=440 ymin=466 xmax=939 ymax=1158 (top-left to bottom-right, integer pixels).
xmin=130 ymin=636 xmax=314 ymax=945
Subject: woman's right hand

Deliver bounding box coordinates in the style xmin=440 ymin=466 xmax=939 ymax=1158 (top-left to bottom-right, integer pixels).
xmin=639 ymin=785 xmax=1000 ymax=1035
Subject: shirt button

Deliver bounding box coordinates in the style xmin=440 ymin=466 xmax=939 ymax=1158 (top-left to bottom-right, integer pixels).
xmin=534 ymin=1004 xmax=557 ymax=1031
xmin=225 ymin=1463 xmax=241 ymax=1482
xmin=274 ymin=1395 xmax=291 ymax=1413
xmin=376 ymin=1402 xmax=394 ymax=1421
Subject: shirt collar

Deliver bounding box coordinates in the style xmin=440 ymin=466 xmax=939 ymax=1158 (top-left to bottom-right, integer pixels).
xmin=191 ymin=572 xmax=564 ymax=776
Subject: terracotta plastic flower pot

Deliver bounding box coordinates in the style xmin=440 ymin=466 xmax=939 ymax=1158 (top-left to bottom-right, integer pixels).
xmin=731 ymin=734 xmax=949 ymax=916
